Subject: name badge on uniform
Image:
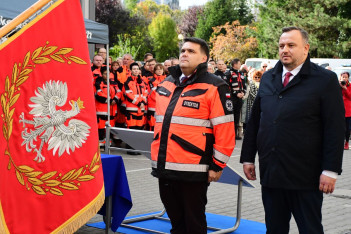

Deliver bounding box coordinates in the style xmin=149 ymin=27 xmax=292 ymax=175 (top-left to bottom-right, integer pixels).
xmin=182 ymin=100 xmax=200 ymax=109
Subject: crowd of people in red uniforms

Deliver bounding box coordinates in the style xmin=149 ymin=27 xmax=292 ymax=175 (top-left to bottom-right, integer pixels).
xmin=91 ymin=49 xmax=174 ymax=145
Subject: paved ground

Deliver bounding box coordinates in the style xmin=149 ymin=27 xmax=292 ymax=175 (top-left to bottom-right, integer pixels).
xmin=76 ymin=140 xmax=351 ymax=234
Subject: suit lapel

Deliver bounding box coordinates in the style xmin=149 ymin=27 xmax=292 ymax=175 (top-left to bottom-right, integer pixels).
xmin=270 ymin=56 xmax=310 ymax=93
xmin=272 ymin=72 xmax=283 ymax=93
xmin=283 ymin=73 xmax=303 ymax=91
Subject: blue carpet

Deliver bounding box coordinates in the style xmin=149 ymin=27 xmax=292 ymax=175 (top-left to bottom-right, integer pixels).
xmin=87 ymin=212 xmax=266 ymax=233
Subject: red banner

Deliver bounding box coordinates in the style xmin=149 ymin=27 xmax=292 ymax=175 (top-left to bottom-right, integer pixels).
xmin=0 ymin=0 xmax=104 ymax=233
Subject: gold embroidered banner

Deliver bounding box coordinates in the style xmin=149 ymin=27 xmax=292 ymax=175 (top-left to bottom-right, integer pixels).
xmin=0 ymin=0 xmax=104 ymax=233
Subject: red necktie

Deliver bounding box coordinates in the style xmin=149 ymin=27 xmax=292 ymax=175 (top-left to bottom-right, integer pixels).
xmin=283 ymin=72 xmax=292 ymax=87
xmin=181 ymin=76 xmax=189 ymax=84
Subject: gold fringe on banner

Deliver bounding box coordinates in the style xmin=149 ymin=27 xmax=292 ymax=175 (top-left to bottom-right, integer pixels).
xmin=53 ymin=186 xmax=105 ymax=234
xmin=0 ymin=0 xmax=105 ymax=233
xmin=0 ymin=187 xmax=104 ymax=234
xmin=0 ymin=200 xmax=10 ymax=234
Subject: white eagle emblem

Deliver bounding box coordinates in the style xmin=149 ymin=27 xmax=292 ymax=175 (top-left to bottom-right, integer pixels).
xmin=20 ymin=80 xmax=90 ymax=163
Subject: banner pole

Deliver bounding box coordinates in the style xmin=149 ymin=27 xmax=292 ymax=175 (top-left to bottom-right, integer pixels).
xmin=0 ymin=0 xmax=53 ymax=39
xmin=105 ymin=44 xmax=111 ymax=154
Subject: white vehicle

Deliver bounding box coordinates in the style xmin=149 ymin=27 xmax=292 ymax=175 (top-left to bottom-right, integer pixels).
xmin=245 ymin=58 xmax=278 ymax=70
xmin=332 ymin=66 xmax=351 ymax=78
xmin=310 ymin=58 xmax=351 ymax=69
xmin=245 ymin=58 xmax=351 ymax=71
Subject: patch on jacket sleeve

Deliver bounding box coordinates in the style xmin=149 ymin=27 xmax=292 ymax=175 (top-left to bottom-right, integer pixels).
xmin=156 ymin=86 xmax=171 ymax=96
xmin=182 ymin=100 xmax=200 ymax=109
xmin=225 ymin=99 xmax=233 ymax=111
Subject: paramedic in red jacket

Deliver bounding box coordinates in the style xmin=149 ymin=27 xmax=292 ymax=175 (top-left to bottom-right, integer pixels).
xmin=340 ymin=71 xmax=351 ymax=150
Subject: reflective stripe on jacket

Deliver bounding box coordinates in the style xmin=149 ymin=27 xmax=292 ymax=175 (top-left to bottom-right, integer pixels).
xmin=123 ymin=75 xmax=148 ymax=114
xmin=95 ymin=78 xmax=121 ymax=116
xmin=151 ymin=63 xmax=235 ymax=182
xmin=148 ymin=74 xmax=166 ymax=111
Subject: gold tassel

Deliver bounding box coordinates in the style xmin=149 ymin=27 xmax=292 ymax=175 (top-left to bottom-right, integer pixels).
xmin=0 ymin=201 xmax=10 ymax=234
xmin=52 ymin=185 xmax=105 ymax=234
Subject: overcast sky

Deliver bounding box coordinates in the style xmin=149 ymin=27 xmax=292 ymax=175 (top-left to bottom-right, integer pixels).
xmin=179 ymin=0 xmax=209 ymax=10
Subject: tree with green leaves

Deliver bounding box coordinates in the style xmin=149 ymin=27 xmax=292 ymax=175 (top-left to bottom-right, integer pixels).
xmin=131 ymin=0 xmax=173 ymax=22
xmin=95 ymin=0 xmax=141 ymax=45
xmin=179 ymin=6 xmax=204 ymax=37
xmin=195 ymin=0 xmax=253 ymax=41
xmin=128 ymin=0 xmax=181 ymax=61
xmin=109 ymin=35 xmax=141 ymax=60
xmin=148 ymin=13 xmax=179 ymax=61
xmin=210 ymin=21 xmax=257 ymax=63
xmin=256 ymin=0 xmax=351 ymax=58
xmin=124 ymin=0 xmax=138 ymax=11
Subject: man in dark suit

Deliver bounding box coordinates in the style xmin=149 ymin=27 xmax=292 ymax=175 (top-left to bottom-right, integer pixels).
xmin=240 ymin=27 xmax=344 ymax=234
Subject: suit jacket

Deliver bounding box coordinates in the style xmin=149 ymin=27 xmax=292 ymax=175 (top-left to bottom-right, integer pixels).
xmin=240 ymin=55 xmax=345 ymax=190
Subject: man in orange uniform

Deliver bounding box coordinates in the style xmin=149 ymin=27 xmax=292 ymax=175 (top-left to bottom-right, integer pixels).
xmin=113 ymin=53 xmax=134 ymax=129
xmin=151 ymin=37 xmax=235 ymax=234
xmin=91 ymin=54 xmax=104 ymax=82
xmin=123 ymin=63 xmax=148 ymax=129
xmin=95 ymin=67 xmax=122 ymax=145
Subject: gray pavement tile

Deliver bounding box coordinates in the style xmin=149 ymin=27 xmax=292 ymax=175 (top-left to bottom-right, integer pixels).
xmin=76 ymin=140 xmax=351 ymax=233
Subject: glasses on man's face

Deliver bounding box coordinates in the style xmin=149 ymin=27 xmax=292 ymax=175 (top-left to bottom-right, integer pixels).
xmin=254 ymin=76 xmax=260 ymax=78
xmin=262 ymin=66 xmax=267 ymax=68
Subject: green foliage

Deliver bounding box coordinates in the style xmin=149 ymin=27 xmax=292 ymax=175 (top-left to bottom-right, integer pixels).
xmin=210 ymin=21 xmax=258 ymax=63
xmin=109 ymin=35 xmax=141 ymax=59
xmin=126 ymin=0 xmax=180 ymax=61
xmin=124 ymin=0 xmax=138 ymax=10
xmin=95 ymin=0 xmax=141 ymax=45
xmin=195 ymin=0 xmax=253 ymax=41
xmin=126 ymin=28 xmax=154 ymax=61
xmin=148 ymin=13 xmax=179 ymax=61
xmin=132 ymin=0 xmax=173 ymax=22
xmin=256 ymin=0 xmax=351 ymax=58
xmin=179 ymin=6 xmax=204 ymax=37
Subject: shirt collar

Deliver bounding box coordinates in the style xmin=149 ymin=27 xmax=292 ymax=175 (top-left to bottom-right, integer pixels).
xmin=282 ymin=63 xmax=303 ymax=78
xmin=179 ymin=73 xmax=188 ymax=83
xmin=179 ymin=70 xmax=196 ymax=83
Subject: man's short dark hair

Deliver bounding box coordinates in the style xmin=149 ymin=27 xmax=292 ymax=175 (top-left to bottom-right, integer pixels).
xmin=93 ymin=54 xmax=103 ymax=59
xmin=130 ymin=62 xmax=140 ymax=70
xmin=100 ymin=66 xmax=107 ymax=74
xmin=282 ymin=27 xmax=309 ymax=44
xmin=144 ymin=53 xmax=153 ymax=59
xmin=146 ymin=58 xmax=157 ymax=63
xmin=230 ymin=58 xmax=240 ymax=67
xmin=183 ymin=37 xmax=210 ymax=62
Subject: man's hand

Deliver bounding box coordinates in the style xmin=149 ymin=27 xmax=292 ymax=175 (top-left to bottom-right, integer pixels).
xmin=319 ymin=174 xmax=336 ymax=194
xmin=243 ymin=164 xmax=256 ymax=180
xmin=237 ymin=93 xmax=244 ymax=98
xmin=208 ymin=170 xmax=223 ymax=183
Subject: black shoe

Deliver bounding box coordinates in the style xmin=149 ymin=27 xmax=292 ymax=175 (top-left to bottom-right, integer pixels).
xmin=235 ymin=136 xmax=242 ymax=140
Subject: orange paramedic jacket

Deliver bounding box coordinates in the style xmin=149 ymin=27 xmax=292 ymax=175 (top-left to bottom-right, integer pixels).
xmin=151 ymin=63 xmax=235 ymax=182
xmin=148 ymin=74 xmax=166 ymax=112
xmin=123 ymin=75 xmax=148 ymax=114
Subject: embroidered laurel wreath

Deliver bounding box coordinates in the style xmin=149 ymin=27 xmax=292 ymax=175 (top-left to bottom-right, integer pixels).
xmin=0 ymin=41 xmax=101 ymax=196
